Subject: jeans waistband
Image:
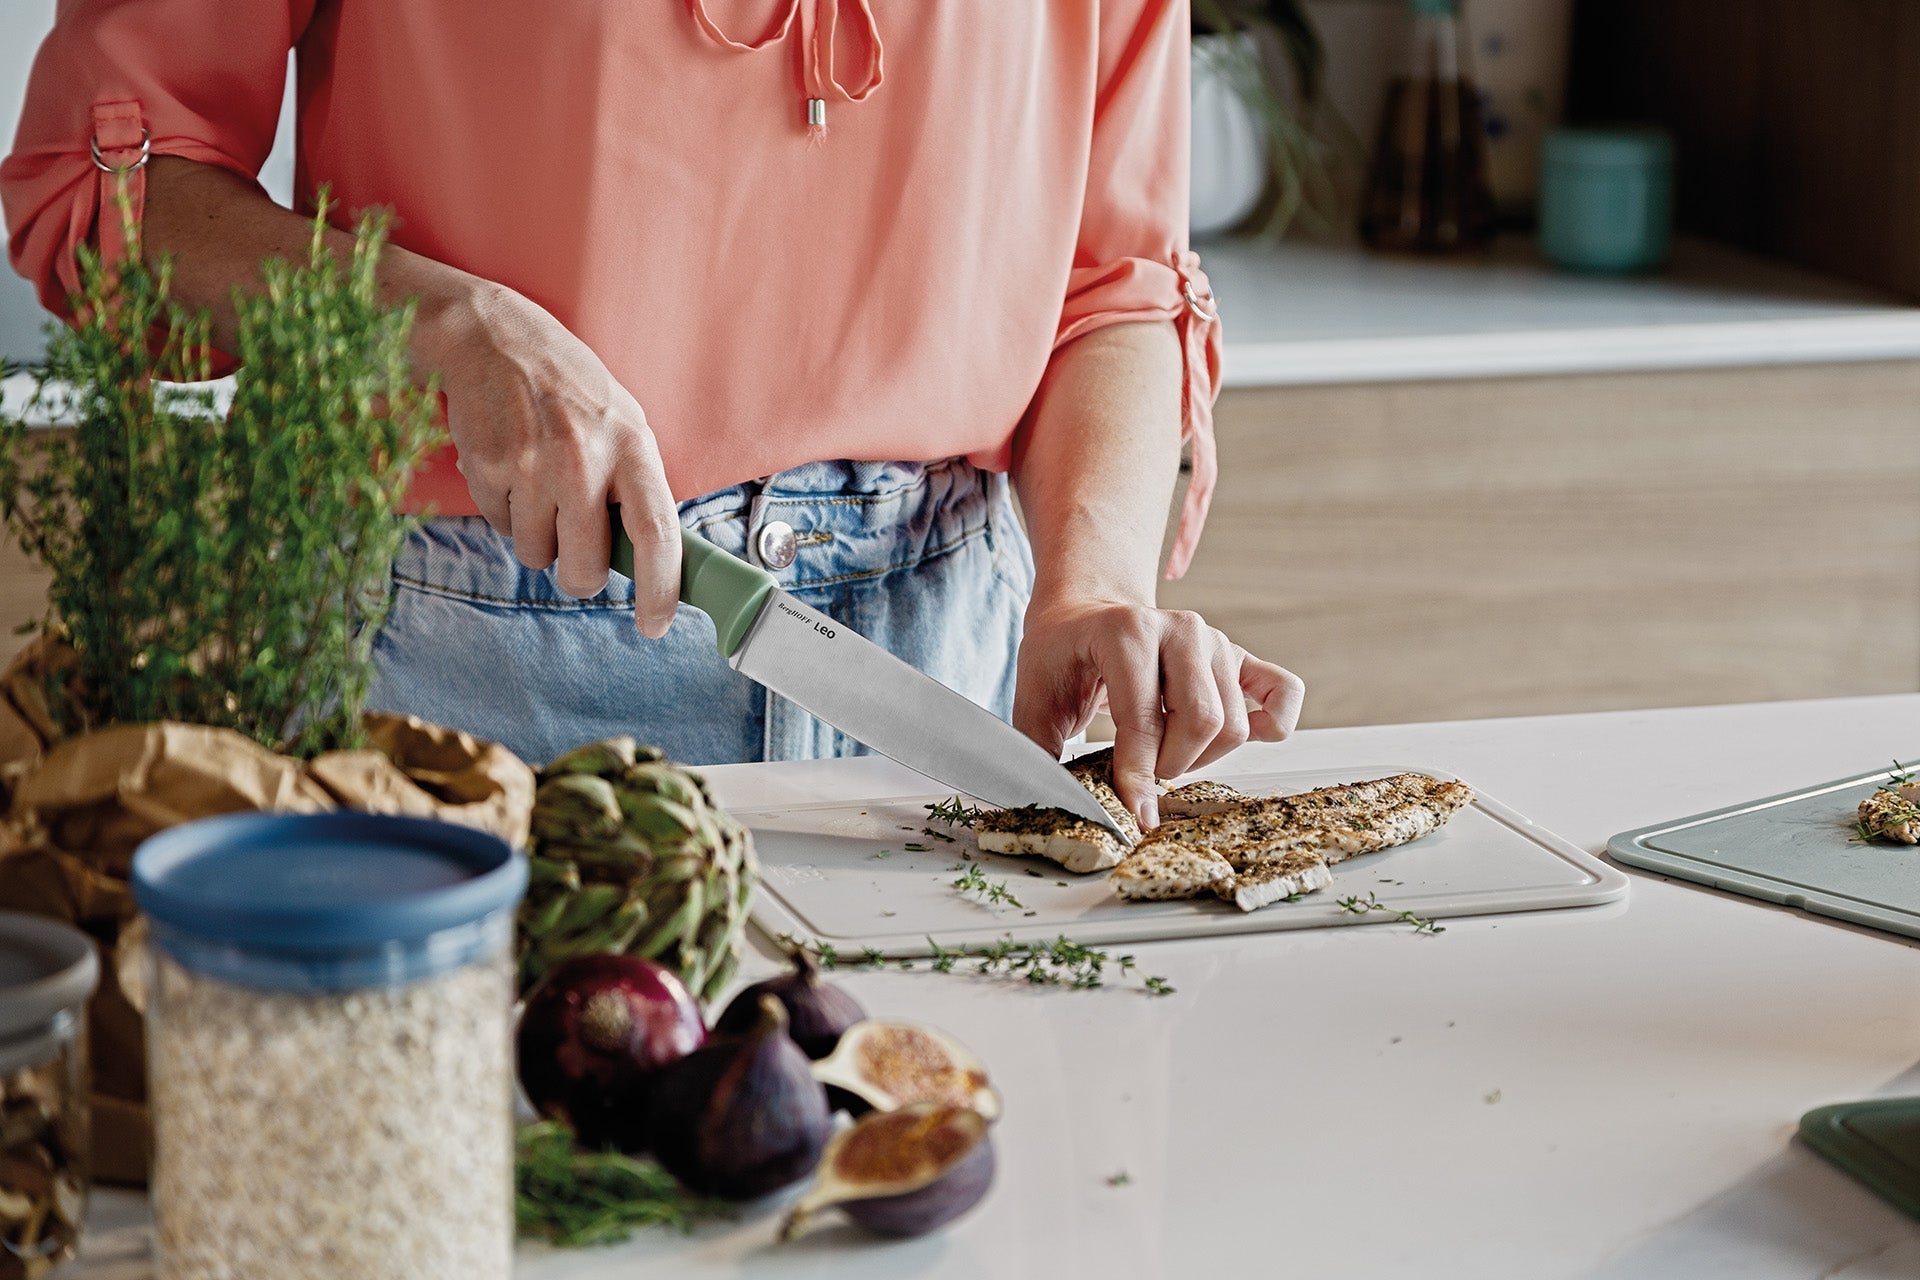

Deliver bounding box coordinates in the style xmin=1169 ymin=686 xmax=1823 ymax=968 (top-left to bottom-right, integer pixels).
xmin=393 ymin=458 xmax=1010 ymax=608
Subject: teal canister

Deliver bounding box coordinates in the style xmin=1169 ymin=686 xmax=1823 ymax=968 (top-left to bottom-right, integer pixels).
xmin=1539 ymin=128 xmax=1675 ymax=273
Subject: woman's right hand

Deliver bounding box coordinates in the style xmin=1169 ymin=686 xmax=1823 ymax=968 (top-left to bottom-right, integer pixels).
xmin=415 ymin=278 xmax=682 ymax=637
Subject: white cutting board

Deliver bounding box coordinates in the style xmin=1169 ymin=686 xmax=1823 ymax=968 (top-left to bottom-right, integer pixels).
xmin=738 ymin=764 xmax=1627 ymax=956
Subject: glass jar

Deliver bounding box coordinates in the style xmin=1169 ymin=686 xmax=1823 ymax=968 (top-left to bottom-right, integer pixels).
xmin=131 ymin=812 xmax=527 ymax=1280
xmin=1360 ymin=0 xmax=1497 ymax=253
xmin=0 ymin=912 xmax=100 ymax=1280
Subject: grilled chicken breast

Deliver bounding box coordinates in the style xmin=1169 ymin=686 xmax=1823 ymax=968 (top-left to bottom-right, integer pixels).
xmin=976 ymin=808 xmax=1130 ymax=873
xmin=1064 ymin=747 xmax=1144 ymax=845
xmin=1859 ymin=787 xmax=1920 ymax=845
xmin=1160 ymin=779 xmax=1250 ymax=819
xmin=1110 ymin=844 xmax=1235 ymax=900
xmin=1221 ymin=851 xmax=1333 ymax=912
xmin=1106 ymin=772 xmax=1472 ymax=910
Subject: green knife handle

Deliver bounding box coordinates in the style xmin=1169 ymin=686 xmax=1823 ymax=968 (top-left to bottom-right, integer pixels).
xmin=610 ymin=512 xmax=774 ymax=657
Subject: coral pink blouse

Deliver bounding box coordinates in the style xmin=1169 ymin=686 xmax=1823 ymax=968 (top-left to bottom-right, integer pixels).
xmin=2 ymin=0 xmax=1222 ymax=575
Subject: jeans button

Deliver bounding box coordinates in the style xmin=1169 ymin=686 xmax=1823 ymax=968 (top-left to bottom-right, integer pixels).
xmin=755 ymin=520 xmax=798 ymax=570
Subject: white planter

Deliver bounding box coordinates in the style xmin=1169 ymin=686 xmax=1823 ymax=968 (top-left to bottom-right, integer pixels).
xmin=1190 ymin=34 xmax=1269 ymax=240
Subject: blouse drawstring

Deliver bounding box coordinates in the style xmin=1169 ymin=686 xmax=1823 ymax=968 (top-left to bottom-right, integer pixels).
xmin=688 ymin=0 xmax=884 ymax=139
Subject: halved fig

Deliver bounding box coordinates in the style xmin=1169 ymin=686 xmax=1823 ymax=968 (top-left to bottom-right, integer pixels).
xmin=809 ymin=1020 xmax=1001 ymax=1121
xmin=780 ymin=1103 xmax=994 ymax=1240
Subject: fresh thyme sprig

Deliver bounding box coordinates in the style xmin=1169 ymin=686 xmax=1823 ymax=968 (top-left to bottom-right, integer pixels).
xmin=1879 ymin=760 xmax=1917 ymax=793
xmin=777 ymin=932 xmax=1174 ymax=995
xmin=924 ymin=796 xmax=985 ymax=827
xmin=515 ymin=1122 xmax=729 ymax=1247
xmin=1336 ymin=891 xmax=1445 ymax=935
xmin=952 ymin=862 xmax=1024 ymax=908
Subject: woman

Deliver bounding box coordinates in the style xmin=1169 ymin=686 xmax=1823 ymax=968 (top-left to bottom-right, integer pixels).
xmin=2 ymin=1 xmax=1303 ymax=828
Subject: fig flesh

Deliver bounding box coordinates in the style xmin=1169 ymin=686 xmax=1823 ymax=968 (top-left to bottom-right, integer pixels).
xmin=647 ymin=994 xmax=832 ymax=1200
xmin=781 ymin=1103 xmax=995 ymax=1240
xmin=810 ymin=1020 xmax=1001 ymax=1121
xmin=712 ymin=949 xmax=865 ymax=1058
xmin=517 ymin=953 xmax=706 ymax=1152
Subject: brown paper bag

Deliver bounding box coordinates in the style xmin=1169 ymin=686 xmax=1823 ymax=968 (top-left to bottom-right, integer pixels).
xmin=0 ymin=636 xmax=536 ymax=1184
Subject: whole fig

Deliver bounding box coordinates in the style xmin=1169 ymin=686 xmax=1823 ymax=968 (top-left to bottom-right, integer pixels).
xmin=517 ymin=953 xmax=706 ymax=1152
xmin=648 ymin=994 xmax=831 ymax=1200
xmin=713 ymin=949 xmax=865 ymax=1058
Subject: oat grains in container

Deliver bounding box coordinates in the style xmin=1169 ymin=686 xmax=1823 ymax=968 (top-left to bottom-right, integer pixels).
xmin=131 ymin=812 xmax=528 ymax=1280
xmin=0 ymin=912 xmax=99 ymax=1279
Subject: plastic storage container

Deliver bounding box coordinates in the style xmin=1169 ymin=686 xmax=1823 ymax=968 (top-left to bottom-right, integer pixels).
xmin=0 ymin=913 xmax=98 ymax=1280
xmin=1539 ymin=128 xmax=1675 ymax=273
xmin=132 ymin=812 xmax=527 ymax=1280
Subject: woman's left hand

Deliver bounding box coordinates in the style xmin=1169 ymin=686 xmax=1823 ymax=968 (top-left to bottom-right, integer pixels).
xmin=1012 ymin=595 xmax=1305 ymax=829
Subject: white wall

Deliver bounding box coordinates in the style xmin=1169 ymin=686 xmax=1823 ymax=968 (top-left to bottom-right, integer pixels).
xmin=1 ymin=3 xmax=294 ymax=364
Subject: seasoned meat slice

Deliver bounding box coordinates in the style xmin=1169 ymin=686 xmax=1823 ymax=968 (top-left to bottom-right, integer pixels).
xmin=976 ymin=807 xmax=1129 ymax=873
xmin=1859 ymin=787 xmax=1920 ymax=845
xmin=1063 ymin=747 xmax=1143 ymax=845
xmin=1218 ymin=851 xmax=1333 ymax=912
xmin=1110 ymin=844 xmax=1235 ymax=900
xmin=1160 ymin=779 xmax=1250 ymax=819
xmin=1139 ymin=774 xmax=1473 ymax=867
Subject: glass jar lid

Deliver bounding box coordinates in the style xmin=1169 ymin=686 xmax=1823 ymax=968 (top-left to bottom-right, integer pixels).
xmin=132 ymin=812 xmax=527 ymax=992
xmin=0 ymin=911 xmax=100 ymax=1076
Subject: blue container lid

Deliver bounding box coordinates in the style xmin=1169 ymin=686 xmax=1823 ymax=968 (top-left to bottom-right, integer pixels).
xmin=133 ymin=812 xmax=527 ymax=992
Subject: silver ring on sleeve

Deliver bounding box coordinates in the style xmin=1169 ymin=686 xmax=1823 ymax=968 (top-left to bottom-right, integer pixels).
xmin=1183 ymin=279 xmax=1219 ymax=324
xmin=90 ymin=127 xmax=152 ymax=175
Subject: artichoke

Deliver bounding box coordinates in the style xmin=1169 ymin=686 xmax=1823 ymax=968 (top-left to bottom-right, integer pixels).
xmin=518 ymin=737 xmax=758 ymax=1004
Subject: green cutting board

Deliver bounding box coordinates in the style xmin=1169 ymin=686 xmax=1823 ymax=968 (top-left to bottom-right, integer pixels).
xmin=1801 ymin=1098 xmax=1920 ymax=1221
xmin=1608 ymin=761 xmax=1920 ymax=939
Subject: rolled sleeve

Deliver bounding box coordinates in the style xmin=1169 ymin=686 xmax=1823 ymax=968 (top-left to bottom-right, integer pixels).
xmin=1 ymin=0 xmax=311 ymax=318
xmin=1054 ymin=0 xmax=1223 ymax=580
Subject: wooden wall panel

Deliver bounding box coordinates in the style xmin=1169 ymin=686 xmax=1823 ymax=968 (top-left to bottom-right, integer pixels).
xmin=1160 ymin=365 xmax=1920 ymax=728
xmin=1569 ymin=0 xmax=1920 ymax=301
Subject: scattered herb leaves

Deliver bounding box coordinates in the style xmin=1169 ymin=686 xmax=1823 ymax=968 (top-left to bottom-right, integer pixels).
xmin=1106 ymin=1171 xmax=1132 ymax=1187
xmin=1337 ymin=891 xmax=1445 ymax=935
xmin=924 ymin=796 xmax=984 ymax=827
xmin=953 ymin=862 xmax=1024 ymax=908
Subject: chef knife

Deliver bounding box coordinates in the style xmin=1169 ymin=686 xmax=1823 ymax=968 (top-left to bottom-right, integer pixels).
xmin=611 ymin=524 xmax=1127 ymax=838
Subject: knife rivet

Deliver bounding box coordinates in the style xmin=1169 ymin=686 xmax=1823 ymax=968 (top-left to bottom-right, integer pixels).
xmin=756 ymin=520 xmax=798 ymax=570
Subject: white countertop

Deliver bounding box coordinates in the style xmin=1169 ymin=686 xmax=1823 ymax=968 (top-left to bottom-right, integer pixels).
xmin=72 ymin=695 xmax=1920 ymax=1279
xmin=1208 ymin=235 xmax=1920 ymax=387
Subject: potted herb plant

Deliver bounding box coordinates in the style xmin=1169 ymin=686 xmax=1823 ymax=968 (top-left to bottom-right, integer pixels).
xmin=0 ymin=189 xmax=536 ymax=1182
xmin=1192 ymin=0 xmax=1357 ymax=238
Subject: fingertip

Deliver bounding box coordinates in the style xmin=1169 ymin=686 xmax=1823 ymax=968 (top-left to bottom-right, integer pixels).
xmin=635 ymin=606 xmax=677 ymax=640
xmin=1138 ymin=795 xmax=1159 ymax=830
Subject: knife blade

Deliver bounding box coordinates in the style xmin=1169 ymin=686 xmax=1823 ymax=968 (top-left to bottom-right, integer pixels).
xmin=613 ymin=524 xmax=1126 ymax=838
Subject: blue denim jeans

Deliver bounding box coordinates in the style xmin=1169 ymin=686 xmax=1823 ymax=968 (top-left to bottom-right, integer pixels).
xmin=366 ymin=459 xmax=1035 ymax=768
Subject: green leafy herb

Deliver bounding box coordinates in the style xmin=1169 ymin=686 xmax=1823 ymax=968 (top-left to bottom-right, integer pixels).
xmin=871 ymin=849 xmax=892 ymax=859
xmin=0 ymin=186 xmax=443 ymax=756
xmin=1106 ymin=1170 xmax=1132 ymax=1187
xmin=515 ymin=1122 xmax=728 ymax=1247
xmin=921 ymin=827 xmax=956 ymax=843
xmin=1885 ymin=760 xmax=1917 ymax=790
xmin=904 ymin=842 xmax=931 ymax=852
xmin=952 ymin=862 xmax=1023 ymax=908
xmin=1337 ymin=892 xmax=1444 ymax=935
xmin=924 ymin=796 xmax=985 ymax=827
xmin=791 ymin=933 xmax=1174 ymax=995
